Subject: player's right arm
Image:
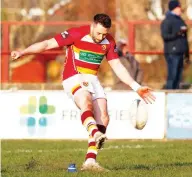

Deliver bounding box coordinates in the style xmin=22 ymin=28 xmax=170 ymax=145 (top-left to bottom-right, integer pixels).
xmin=11 ymin=27 xmax=79 ymax=60
xmin=11 ymin=38 xmax=59 ymax=60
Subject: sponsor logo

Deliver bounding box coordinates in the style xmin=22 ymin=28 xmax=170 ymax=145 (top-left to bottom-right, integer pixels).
xmin=61 ymin=31 xmax=69 ymax=38
xmin=20 ymin=96 xmax=55 ymax=136
xmin=168 ymin=109 xmax=192 ymax=129
xmin=79 ymin=51 xmax=104 ymax=64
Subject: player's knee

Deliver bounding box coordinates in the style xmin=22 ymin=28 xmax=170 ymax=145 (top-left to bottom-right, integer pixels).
xmin=75 ymin=92 xmax=93 ymax=111
xmin=80 ymin=97 xmax=93 ymax=111
xmin=84 ymin=103 xmax=93 ymax=111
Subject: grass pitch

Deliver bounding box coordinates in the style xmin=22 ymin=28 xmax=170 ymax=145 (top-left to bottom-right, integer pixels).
xmin=1 ymin=140 xmax=192 ymax=177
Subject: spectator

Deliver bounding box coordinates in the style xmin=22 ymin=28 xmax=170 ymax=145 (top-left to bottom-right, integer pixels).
xmin=161 ymin=0 xmax=190 ymax=89
xmin=112 ymin=39 xmax=143 ymax=90
xmin=118 ymin=39 xmax=143 ymax=82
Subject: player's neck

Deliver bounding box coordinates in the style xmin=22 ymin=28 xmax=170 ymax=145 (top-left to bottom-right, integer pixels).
xmin=90 ymin=24 xmax=93 ymax=38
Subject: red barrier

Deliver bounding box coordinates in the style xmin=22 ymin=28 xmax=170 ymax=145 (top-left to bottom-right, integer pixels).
xmin=1 ymin=20 xmax=192 ymax=82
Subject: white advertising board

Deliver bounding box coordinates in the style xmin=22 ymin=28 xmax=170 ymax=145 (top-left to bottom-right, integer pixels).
xmin=0 ymin=90 xmax=165 ymax=139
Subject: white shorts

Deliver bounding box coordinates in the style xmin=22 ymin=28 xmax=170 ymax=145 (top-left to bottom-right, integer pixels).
xmin=62 ymin=74 xmax=106 ymax=100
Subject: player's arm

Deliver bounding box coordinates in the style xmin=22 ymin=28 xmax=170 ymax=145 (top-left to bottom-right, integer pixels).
xmin=109 ymin=58 xmax=156 ymax=104
xmin=106 ymin=36 xmax=155 ymax=104
xmin=109 ymin=59 xmax=135 ymax=87
xmin=11 ymin=28 xmax=78 ymax=60
xmin=11 ymin=38 xmax=59 ymax=60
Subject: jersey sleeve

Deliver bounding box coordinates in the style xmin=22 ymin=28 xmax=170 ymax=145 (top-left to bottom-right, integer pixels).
xmin=54 ymin=28 xmax=80 ymax=47
xmin=106 ymin=36 xmax=119 ymax=61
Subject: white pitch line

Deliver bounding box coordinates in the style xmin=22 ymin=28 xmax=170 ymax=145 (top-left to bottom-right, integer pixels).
xmin=3 ymin=145 xmax=156 ymax=153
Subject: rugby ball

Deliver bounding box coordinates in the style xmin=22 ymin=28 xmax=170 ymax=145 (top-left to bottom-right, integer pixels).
xmin=129 ymin=99 xmax=148 ymax=130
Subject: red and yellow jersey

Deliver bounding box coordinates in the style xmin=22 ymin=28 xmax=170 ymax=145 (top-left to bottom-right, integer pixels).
xmin=54 ymin=25 xmax=118 ymax=80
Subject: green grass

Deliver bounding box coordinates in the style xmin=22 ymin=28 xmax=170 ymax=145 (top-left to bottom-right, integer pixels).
xmin=1 ymin=140 xmax=192 ymax=177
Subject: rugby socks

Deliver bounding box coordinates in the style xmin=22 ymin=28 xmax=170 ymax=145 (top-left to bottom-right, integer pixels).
xmin=97 ymin=124 xmax=106 ymax=134
xmin=81 ymin=110 xmax=99 ymax=137
xmin=85 ymin=135 xmax=98 ymax=164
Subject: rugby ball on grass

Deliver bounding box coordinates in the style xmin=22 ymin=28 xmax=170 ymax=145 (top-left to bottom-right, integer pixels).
xmin=129 ymin=99 xmax=148 ymax=130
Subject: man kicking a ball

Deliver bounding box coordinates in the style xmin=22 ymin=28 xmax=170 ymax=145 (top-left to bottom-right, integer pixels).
xmin=11 ymin=13 xmax=155 ymax=171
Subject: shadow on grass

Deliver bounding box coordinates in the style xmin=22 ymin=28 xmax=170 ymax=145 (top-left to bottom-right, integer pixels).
xmin=112 ymin=162 xmax=192 ymax=171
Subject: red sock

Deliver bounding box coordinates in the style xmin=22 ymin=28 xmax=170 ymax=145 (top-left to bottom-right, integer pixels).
xmin=81 ymin=110 xmax=99 ymax=137
xmin=85 ymin=135 xmax=98 ymax=162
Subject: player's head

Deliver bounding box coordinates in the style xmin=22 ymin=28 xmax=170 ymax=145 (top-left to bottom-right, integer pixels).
xmin=91 ymin=13 xmax=111 ymax=43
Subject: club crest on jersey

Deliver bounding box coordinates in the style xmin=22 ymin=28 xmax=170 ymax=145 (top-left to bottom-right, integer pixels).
xmin=101 ymin=45 xmax=107 ymax=50
xmin=82 ymin=82 xmax=89 ymax=87
xmin=61 ymin=31 xmax=69 ymax=39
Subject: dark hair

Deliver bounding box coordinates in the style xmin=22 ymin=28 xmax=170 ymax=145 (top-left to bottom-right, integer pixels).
xmin=93 ymin=14 xmax=111 ymax=28
xmin=168 ymin=0 xmax=181 ymax=11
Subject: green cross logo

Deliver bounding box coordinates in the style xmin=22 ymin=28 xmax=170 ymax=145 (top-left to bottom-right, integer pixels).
xmin=20 ymin=96 xmax=55 ymax=135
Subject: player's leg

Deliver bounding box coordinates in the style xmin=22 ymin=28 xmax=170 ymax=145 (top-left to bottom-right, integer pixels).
xmin=63 ymin=75 xmax=107 ymax=171
xmin=63 ymin=74 xmax=106 ymax=149
xmin=81 ymin=128 xmax=109 ymax=172
xmin=74 ymin=90 xmax=106 ymax=149
xmin=93 ymin=98 xmax=109 ymax=127
xmin=80 ymin=97 xmax=110 ymax=172
xmin=81 ymin=135 xmax=109 ymax=172
xmin=82 ymin=135 xmax=98 ymax=165
xmin=90 ymin=76 xmax=109 ymax=149
xmin=81 ymin=86 xmax=110 ymax=171
xmin=73 ymin=90 xmax=102 ymax=139
xmin=93 ymin=98 xmax=109 ymax=149
xmin=73 ymin=90 xmax=107 ymax=171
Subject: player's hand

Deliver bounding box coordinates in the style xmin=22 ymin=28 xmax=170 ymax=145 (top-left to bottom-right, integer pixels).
xmin=137 ymin=86 xmax=156 ymax=104
xmin=11 ymin=51 xmax=22 ymax=60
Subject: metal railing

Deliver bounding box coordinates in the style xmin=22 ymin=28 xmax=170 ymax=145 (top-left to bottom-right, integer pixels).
xmin=1 ymin=20 xmax=192 ymax=82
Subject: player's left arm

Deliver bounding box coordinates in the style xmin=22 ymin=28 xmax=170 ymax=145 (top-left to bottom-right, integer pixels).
xmin=108 ymin=59 xmax=156 ymax=104
xmin=106 ymin=35 xmax=155 ymax=104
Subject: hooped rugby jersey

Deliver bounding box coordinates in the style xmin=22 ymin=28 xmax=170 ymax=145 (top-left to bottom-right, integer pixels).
xmin=54 ymin=25 xmax=118 ymax=80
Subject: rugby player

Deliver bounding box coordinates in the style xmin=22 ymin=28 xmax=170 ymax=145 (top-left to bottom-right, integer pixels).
xmin=11 ymin=13 xmax=155 ymax=171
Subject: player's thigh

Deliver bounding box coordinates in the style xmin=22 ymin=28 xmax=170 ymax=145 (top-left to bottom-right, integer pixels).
xmin=93 ymin=98 xmax=109 ymax=126
xmin=74 ymin=90 xmax=93 ymax=112
xmin=62 ymin=74 xmax=93 ymax=112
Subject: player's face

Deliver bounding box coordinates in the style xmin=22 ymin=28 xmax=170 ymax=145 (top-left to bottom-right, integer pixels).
xmin=91 ymin=23 xmax=109 ymax=43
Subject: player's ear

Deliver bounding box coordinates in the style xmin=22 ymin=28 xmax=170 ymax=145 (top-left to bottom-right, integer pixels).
xmin=92 ymin=22 xmax=97 ymax=28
